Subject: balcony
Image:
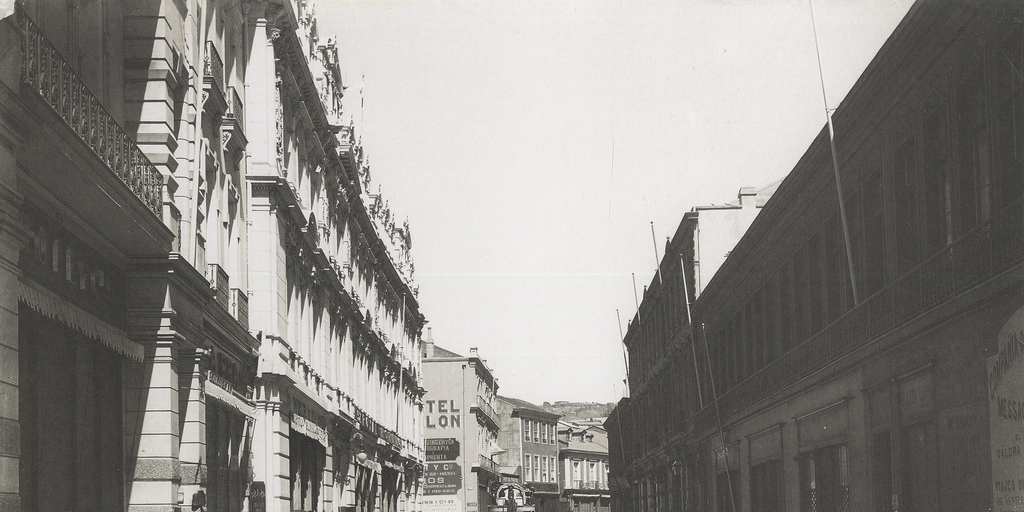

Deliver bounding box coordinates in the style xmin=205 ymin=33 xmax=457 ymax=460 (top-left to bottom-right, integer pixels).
xmin=231 ymin=288 xmax=249 ymax=330
xmin=473 ymin=454 xmax=499 ymax=478
xmin=471 ymin=396 xmax=499 ymax=431
xmin=18 ymin=7 xmax=163 ymax=221
xmin=208 ymin=263 xmax=229 ymax=312
xmin=202 ymin=41 xmax=226 ymax=113
xmin=222 ymin=85 xmax=247 ymax=154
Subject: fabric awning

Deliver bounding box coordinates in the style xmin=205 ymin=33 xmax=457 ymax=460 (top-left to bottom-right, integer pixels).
xmin=19 ymin=279 xmax=145 ymax=361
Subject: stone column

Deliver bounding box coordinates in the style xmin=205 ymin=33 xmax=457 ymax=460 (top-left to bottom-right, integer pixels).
xmin=253 ymin=379 xmax=291 ymax=512
xmin=179 ymin=349 xmax=209 ymax=509
xmin=124 ymin=333 xmax=182 ymax=512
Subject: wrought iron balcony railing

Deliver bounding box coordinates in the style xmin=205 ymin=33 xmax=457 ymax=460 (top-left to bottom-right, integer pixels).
xmin=204 ymin=40 xmax=224 ymax=94
xmin=231 ymin=287 xmax=249 ymax=330
xmin=472 ymin=395 xmax=498 ymax=428
xmin=475 ymin=454 xmax=499 ymax=475
xmin=18 ymin=7 xmax=163 ymax=218
xmin=209 ymin=263 xmax=230 ymax=312
xmin=227 ymin=85 xmax=244 ymax=132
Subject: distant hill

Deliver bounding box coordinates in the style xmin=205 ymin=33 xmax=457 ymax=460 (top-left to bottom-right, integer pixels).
xmin=541 ymin=401 xmax=616 ymax=422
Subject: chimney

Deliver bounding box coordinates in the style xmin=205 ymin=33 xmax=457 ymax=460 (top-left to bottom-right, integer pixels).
xmin=424 ymin=327 xmax=434 ymax=358
xmin=738 ymin=187 xmax=757 ymax=208
xmin=469 ymin=347 xmax=479 ymax=358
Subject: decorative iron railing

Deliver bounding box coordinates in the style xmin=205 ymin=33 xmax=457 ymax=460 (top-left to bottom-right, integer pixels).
xmin=209 ymin=263 xmax=230 ymax=312
xmin=18 ymin=7 xmax=163 ymax=218
xmin=227 ymin=86 xmax=244 ymax=131
xmin=693 ymin=198 xmax=1024 ymax=434
xmin=231 ymin=287 xmax=249 ymax=330
xmin=204 ymin=41 xmax=224 ymax=94
xmin=476 ymin=454 xmax=499 ymax=475
xmin=472 ymin=395 xmax=498 ymax=427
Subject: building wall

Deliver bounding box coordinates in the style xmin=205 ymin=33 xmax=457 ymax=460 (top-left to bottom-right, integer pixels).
xmin=422 ymin=351 xmax=501 ymax=512
xmin=1 ymin=0 xmax=264 ymax=510
xmin=245 ymin=3 xmax=426 ymax=512
xmin=608 ymin=2 xmax=1024 ymax=512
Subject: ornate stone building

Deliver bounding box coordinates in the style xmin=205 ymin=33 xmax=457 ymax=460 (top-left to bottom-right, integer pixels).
xmin=1 ymin=0 xmax=426 ymax=511
xmin=245 ymin=2 xmax=426 ymax=512
xmin=1 ymin=0 xmax=258 ymax=510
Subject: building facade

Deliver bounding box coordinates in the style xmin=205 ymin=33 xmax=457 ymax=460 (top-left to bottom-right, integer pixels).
xmin=495 ymin=396 xmax=562 ymax=512
xmin=607 ymin=2 xmax=1023 ymax=512
xmin=1 ymin=0 xmax=262 ymax=510
xmin=422 ymin=338 xmax=502 ymax=512
xmin=245 ymin=2 xmax=426 ymax=512
xmin=558 ymin=422 xmax=611 ymax=512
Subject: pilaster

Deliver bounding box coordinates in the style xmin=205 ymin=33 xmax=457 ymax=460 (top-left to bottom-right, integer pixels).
xmin=0 ymin=84 xmax=27 ymax=512
xmin=124 ymin=334 xmax=183 ymax=512
xmin=253 ymin=378 xmax=291 ymax=512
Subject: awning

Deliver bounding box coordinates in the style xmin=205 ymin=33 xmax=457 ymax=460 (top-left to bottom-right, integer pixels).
xmin=206 ymin=378 xmax=256 ymax=418
xmin=19 ymin=279 xmax=145 ymax=361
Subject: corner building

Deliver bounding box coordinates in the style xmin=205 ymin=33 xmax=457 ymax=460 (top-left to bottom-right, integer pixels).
xmin=608 ymin=2 xmax=1024 ymax=512
xmin=245 ymin=2 xmax=426 ymax=512
xmin=422 ymin=339 xmax=502 ymax=512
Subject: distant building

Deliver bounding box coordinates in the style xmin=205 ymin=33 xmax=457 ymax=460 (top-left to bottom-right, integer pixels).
xmin=422 ymin=333 xmax=502 ymax=512
xmin=496 ymin=396 xmax=563 ymax=512
xmin=558 ymin=422 xmax=611 ymax=512
xmin=608 ymin=2 xmax=1024 ymax=512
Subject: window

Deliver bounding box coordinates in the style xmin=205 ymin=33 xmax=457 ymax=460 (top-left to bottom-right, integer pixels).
xmin=534 ymin=455 xmax=540 ymax=482
xmin=526 ymin=454 xmax=532 ymax=481
xmin=799 ymin=444 xmax=849 ymax=512
xmin=524 ymin=420 xmax=531 ymax=442
xmin=542 ymin=456 xmax=549 ymax=482
xmin=534 ymin=421 xmax=539 ymax=443
xmin=542 ymin=423 xmax=548 ymax=444
xmin=750 ymin=459 xmax=783 ymax=512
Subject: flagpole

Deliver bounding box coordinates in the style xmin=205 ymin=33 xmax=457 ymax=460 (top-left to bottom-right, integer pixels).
xmin=809 ymin=0 xmax=860 ymax=306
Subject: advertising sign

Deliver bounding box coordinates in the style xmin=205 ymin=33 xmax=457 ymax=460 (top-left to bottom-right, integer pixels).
xmin=424 ymin=462 xmax=463 ymax=495
xmin=426 ymin=438 xmax=461 ymax=461
xmin=989 ymin=305 xmax=1024 ymax=511
xmin=422 ymin=496 xmax=463 ymax=512
xmin=249 ymin=481 xmax=266 ymax=512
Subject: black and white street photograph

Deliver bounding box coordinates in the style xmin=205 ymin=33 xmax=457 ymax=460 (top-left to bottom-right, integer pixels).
xmin=0 ymin=0 xmax=1021 ymax=511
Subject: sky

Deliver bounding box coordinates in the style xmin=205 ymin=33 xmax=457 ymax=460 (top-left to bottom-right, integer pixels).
xmin=316 ymin=0 xmax=916 ymax=406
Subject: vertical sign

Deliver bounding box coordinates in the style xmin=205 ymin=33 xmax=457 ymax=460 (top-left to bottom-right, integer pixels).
xmin=249 ymin=481 xmax=266 ymax=512
xmin=989 ymin=305 xmax=1024 ymax=511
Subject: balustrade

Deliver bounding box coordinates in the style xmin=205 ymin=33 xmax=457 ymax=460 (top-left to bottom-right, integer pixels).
xmin=18 ymin=7 xmax=163 ymax=218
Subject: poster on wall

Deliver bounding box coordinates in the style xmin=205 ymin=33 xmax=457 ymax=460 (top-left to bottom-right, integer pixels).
xmin=989 ymin=305 xmax=1024 ymax=511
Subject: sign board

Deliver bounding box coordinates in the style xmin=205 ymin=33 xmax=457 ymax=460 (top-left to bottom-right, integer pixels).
xmin=426 ymin=438 xmax=460 ymax=461
xmin=249 ymin=481 xmax=266 ymax=512
xmin=424 ymin=462 xmax=462 ymax=495
xmin=989 ymin=305 xmax=1024 ymax=511
xmin=423 ymin=496 xmax=463 ymax=512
